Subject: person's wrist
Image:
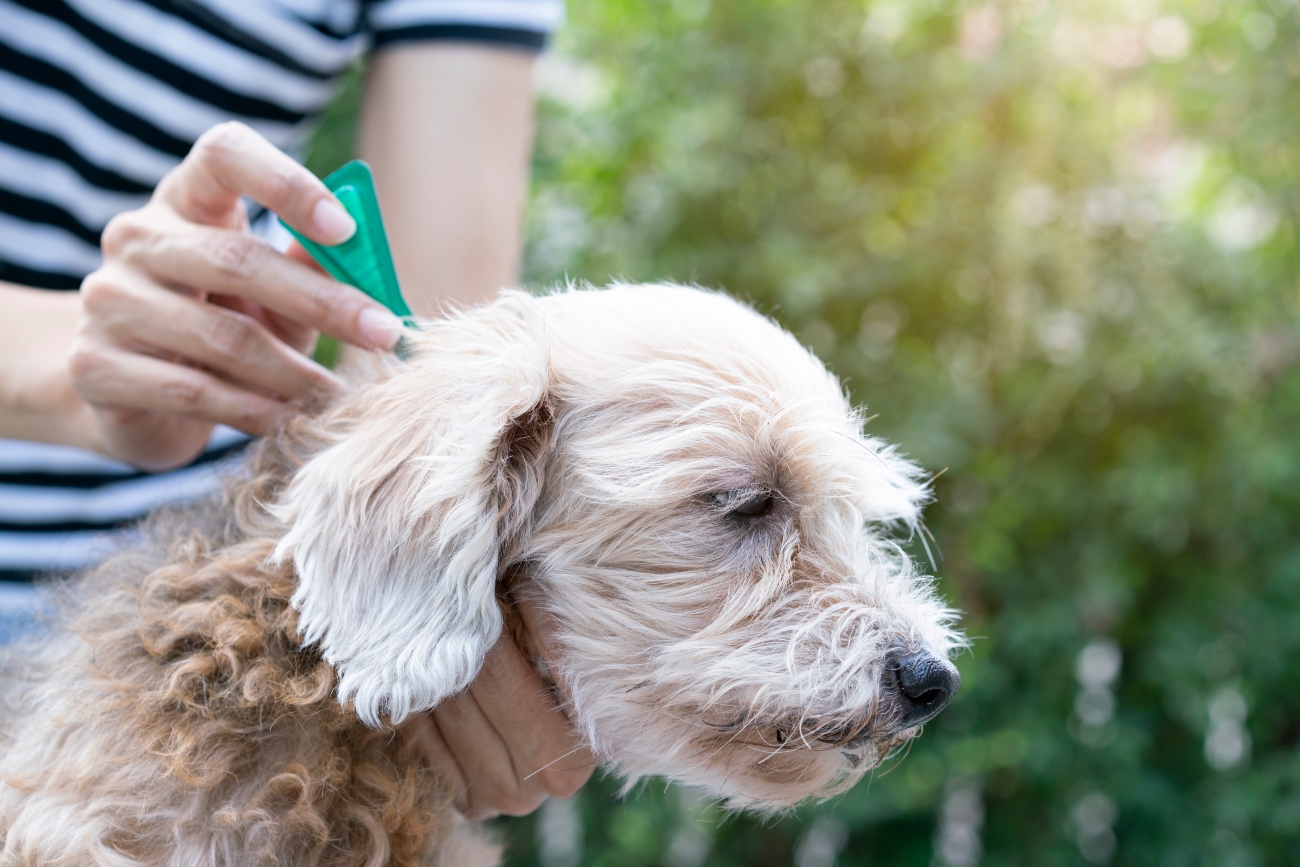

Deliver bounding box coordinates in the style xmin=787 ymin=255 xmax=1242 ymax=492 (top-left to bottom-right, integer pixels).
xmin=0 ymin=352 xmax=99 ymax=451
xmin=0 ymin=282 xmax=100 ymax=449
xmin=50 ymin=381 xmax=103 ymax=454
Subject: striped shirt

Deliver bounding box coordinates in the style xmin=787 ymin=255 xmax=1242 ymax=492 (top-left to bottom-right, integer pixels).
xmin=0 ymin=0 xmax=563 ymax=580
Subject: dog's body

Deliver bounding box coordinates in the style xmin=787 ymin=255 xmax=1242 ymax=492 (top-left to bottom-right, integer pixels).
xmin=0 ymin=284 xmax=961 ymax=865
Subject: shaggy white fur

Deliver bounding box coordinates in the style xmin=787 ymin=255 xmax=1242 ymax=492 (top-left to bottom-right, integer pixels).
xmin=0 ymin=283 xmax=963 ymax=864
xmin=276 ymin=283 xmax=963 ymax=805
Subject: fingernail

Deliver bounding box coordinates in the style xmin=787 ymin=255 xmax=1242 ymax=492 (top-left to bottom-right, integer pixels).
xmin=358 ymin=306 xmax=403 ymax=351
xmin=312 ymin=198 xmax=356 ymax=245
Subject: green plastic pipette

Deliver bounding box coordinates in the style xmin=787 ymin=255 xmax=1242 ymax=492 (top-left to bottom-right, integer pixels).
xmin=282 ymin=160 xmax=415 ymax=327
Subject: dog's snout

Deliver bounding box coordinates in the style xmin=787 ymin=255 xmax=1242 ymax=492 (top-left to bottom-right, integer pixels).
xmin=893 ymin=650 xmax=959 ymax=728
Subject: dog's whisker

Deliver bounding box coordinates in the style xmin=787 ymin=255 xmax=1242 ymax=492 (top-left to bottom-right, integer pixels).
xmin=830 ymin=429 xmax=893 ymax=470
xmin=523 ymin=744 xmax=594 ymax=782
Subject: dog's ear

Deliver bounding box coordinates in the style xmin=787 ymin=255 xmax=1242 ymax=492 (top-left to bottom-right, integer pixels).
xmin=271 ymin=293 xmax=552 ymax=726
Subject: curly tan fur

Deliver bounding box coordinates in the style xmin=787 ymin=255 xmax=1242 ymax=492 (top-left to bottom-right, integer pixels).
xmin=0 ymin=283 xmax=962 ymax=865
xmin=0 ymin=432 xmax=454 ymax=866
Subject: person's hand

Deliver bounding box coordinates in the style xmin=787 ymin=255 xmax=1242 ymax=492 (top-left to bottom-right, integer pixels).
xmin=69 ymin=122 xmax=406 ymax=472
xmin=402 ymin=636 xmax=596 ymax=820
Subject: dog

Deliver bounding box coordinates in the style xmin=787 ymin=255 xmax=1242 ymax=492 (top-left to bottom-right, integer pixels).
xmin=0 ymin=283 xmax=962 ymax=865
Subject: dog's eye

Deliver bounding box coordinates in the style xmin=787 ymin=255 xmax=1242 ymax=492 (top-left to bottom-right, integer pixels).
xmin=718 ymin=490 xmax=774 ymax=519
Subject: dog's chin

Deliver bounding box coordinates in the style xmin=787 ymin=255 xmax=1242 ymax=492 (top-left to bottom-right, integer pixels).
xmin=682 ymin=750 xmax=866 ymax=811
xmin=680 ymin=720 xmax=925 ymax=809
xmin=596 ymin=726 xmax=891 ymax=811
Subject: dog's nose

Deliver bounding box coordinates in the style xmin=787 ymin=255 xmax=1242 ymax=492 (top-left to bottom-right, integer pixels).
xmin=894 ymin=650 xmax=959 ymax=728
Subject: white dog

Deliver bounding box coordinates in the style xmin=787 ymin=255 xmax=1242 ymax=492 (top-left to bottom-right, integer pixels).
xmin=0 ymin=283 xmax=962 ymax=865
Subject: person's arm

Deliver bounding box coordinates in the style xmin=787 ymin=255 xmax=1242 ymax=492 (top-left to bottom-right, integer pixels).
xmin=359 ymin=43 xmax=536 ymax=310
xmin=359 ymin=42 xmax=595 ymax=816
xmin=0 ymin=282 xmax=95 ymax=447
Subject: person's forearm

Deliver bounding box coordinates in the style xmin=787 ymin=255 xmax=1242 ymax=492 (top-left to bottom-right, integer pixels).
xmin=358 ymin=44 xmax=537 ymax=314
xmin=0 ymin=281 xmax=97 ymax=448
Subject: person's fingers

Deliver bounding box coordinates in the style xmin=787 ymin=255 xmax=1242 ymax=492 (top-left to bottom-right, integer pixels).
xmin=208 ymin=295 xmax=317 ymax=357
xmin=81 ymin=268 xmax=343 ymax=402
xmin=424 ymin=635 xmax=598 ymax=821
xmin=284 ymin=238 xmax=327 ymax=272
xmin=432 ymin=684 xmax=549 ymax=820
xmin=101 ymin=216 xmax=402 ymax=351
xmin=90 ymin=405 xmax=216 ymax=473
xmin=259 ymin=305 xmax=319 ymax=355
xmin=68 ymin=337 xmax=287 ymax=437
xmin=469 ymin=637 xmax=596 ymax=801
xmin=275 ymin=243 xmax=338 ymax=350
xmin=158 ymin=121 xmax=355 ymax=245
xmin=401 ymin=712 xmax=469 ymax=797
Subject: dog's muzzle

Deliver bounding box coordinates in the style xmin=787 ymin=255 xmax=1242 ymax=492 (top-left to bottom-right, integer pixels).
xmin=889 ymin=649 xmax=960 ymax=729
xmin=807 ymin=649 xmax=960 ymax=750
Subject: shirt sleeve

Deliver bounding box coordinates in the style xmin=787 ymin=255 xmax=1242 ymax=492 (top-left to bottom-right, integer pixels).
xmin=364 ymin=0 xmax=565 ymax=51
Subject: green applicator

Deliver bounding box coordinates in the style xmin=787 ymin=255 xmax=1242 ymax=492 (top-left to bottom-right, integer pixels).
xmin=282 ymin=161 xmax=417 ymax=346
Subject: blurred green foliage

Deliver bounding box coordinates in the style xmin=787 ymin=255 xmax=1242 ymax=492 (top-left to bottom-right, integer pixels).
xmin=314 ymin=1 xmax=1300 ymax=864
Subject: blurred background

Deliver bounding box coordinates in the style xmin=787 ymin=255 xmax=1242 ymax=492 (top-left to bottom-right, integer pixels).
xmin=309 ymin=1 xmax=1300 ymax=864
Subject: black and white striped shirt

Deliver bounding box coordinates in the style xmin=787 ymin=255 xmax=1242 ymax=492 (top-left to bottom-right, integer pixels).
xmin=0 ymin=0 xmax=562 ymax=581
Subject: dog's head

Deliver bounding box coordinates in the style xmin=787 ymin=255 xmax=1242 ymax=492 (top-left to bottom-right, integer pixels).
xmin=273 ymin=283 xmax=963 ymax=809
